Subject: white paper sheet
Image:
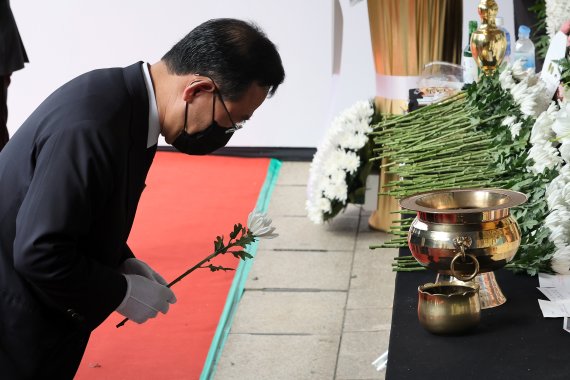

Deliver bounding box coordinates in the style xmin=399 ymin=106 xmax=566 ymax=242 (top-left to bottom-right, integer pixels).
xmin=538 ymin=300 xmax=570 ymax=317
xmin=540 ymin=31 xmax=568 ymax=99
xmin=537 ymin=287 xmax=570 ymax=302
xmin=538 ymin=273 xmax=570 ymax=289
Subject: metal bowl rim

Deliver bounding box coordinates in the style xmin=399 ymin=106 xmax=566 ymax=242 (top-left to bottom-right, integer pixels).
xmin=418 ymin=282 xmax=480 ymax=297
xmin=400 ymin=188 xmax=527 ymax=214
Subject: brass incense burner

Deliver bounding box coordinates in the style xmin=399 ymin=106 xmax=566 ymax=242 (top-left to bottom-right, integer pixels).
xmin=401 ymin=188 xmax=527 ymax=309
xmin=470 ymin=0 xmax=507 ymax=76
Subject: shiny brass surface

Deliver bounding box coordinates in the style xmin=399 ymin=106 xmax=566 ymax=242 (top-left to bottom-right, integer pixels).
xmin=418 ymin=282 xmax=481 ymax=334
xmin=450 ymin=253 xmax=480 ymax=281
xmin=470 ymin=0 xmax=507 ymax=76
xmin=400 ymin=188 xmax=527 ymax=276
xmin=435 ymin=272 xmax=507 ymax=308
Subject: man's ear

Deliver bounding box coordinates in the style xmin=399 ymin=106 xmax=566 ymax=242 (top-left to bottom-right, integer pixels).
xmin=183 ymin=79 xmax=216 ymax=103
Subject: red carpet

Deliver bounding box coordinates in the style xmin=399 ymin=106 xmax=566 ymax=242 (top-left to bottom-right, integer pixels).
xmin=75 ymin=152 xmax=271 ymax=380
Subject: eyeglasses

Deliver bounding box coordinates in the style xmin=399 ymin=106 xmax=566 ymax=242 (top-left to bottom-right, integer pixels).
xmin=215 ymin=91 xmax=246 ymax=134
xmin=198 ymin=74 xmax=246 ymax=134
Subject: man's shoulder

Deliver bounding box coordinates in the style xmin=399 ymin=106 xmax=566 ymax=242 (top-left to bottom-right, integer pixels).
xmin=47 ymin=63 xmax=144 ymax=109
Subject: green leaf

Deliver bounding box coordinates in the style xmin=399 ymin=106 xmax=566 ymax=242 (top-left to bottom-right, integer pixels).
xmin=230 ymin=250 xmax=254 ymax=261
xmin=230 ymin=223 xmax=242 ymax=240
xmin=214 ymin=236 xmax=225 ymax=251
xmin=206 ymin=264 xmax=235 ymax=272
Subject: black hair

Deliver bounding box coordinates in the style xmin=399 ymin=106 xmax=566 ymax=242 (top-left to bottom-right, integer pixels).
xmin=162 ymin=18 xmax=285 ymax=101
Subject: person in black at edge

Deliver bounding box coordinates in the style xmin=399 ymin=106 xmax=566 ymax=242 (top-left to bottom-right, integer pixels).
xmin=0 ymin=0 xmax=29 ymax=151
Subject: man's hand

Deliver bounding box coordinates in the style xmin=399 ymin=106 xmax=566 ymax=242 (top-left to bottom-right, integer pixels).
xmin=120 ymin=258 xmax=168 ymax=286
xmin=116 ymin=274 xmax=177 ymax=324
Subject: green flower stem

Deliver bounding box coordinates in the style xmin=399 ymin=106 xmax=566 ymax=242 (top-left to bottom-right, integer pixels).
xmin=374 ymin=244 xmax=405 ymax=248
xmin=392 ymin=155 xmax=490 ymax=168
xmin=116 ymin=232 xmax=253 ymax=328
xmin=164 ymin=242 xmax=241 ymax=289
xmin=384 ymin=145 xmax=492 ymax=163
xmin=384 ymin=138 xmax=490 ymax=157
xmin=393 ymin=267 xmax=427 ymax=272
xmin=394 ymin=256 xmax=416 ymax=261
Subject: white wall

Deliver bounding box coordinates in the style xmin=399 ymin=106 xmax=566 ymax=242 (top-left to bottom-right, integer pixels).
xmin=8 ymin=0 xmax=376 ymax=149
xmin=7 ymin=1 xmax=516 ymax=149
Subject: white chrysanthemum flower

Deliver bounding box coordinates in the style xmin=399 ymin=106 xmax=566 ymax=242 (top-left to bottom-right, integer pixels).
xmin=323 ymin=149 xmax=345 ymax=175
xmin=546 ymin=166 xmax=570 ymax=207
xmin=316 ymin=197 xmax=332 ymax=213
xmin=306 ymin=100 xmax=374 ymax=224
xmin=545 ymin=0 xmax=570 ymax=38
xmin=510 ymin=122 xmax=523 ymax=139
xmin=511 ymin=59 xmax=531 ymax=81
xmin=501 ymin=115 xmax=517 ymax=127
xmin=528 ymin=141 xmax=563 ymax=173
xmin=247 ymin=211 xmax=278 ymax=239
xmin=337 ymin=150 xmax=360 ymax=174
xmin=323 ymin=180 xmax=348 ymax=202
xmin=499 ymin=68 xmax=516 ymax=90
xmin=552 ymin=246 xmax=570 ymax=274
xmin=328 ymin=168 xmax=347 ymax=186
xmin=545 ymin=208 xmax=570 ymax=248
xmin=337 ymin=130 xmax=368 ymax=150
xmin=510 ymin=79 xmax=528 ymax=100
xmin=552 ymin=102 xmax=570 ymax=143
xmin=547 ymin=189 xmax=564 ymax=211
xmin=562 ymin=181 xmax=570 ymax=207
xmin=560 ymin=143 xmax=570 ymax=164
xmin=307 ymin=206 xmax=324 ymax=224
xmin=530 ymin=113 xmax=555 ymax=145
xmin=504 ymin=66 xmax=551 ymax=118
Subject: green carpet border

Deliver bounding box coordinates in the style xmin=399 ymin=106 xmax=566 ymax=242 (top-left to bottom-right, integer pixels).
xmin=200 ymin=158 xmax=283 ymax=380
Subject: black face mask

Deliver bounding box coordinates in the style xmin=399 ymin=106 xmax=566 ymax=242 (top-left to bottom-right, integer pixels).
xmin=172 ymin=94 xmax=234 ymax=155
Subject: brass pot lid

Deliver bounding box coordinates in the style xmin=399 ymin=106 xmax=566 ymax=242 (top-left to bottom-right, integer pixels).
xmin=399 ymin=188 xmax=527 ymax=214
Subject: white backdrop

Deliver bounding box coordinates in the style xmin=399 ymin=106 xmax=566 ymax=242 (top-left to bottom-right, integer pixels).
xmin=7 ymin=0 xmax=375 ymax=148
xmin=8 ymin=1 xmax=514 ymax=149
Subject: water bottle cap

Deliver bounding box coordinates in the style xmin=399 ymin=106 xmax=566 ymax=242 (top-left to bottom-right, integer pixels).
xmin=518 ymin=25 xmax=530 ymax=38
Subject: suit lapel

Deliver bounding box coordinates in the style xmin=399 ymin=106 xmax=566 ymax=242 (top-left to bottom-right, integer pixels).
xmin=122 ymin=62 xmax=154 ymax=237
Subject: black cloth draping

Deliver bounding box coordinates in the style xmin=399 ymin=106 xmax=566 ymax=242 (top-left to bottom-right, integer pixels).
xmin=386 ymin=247 xmax=570 ymax=380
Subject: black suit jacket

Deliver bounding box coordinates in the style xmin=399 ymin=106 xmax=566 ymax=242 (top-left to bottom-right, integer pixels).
xmin=0 ymin=0 xmax=28 ymax=76
xmin=0 ymin=62 xmax=156 ymax=378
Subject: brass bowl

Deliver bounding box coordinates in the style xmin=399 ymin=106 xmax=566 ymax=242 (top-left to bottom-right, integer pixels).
xmin=400 ymin=188 xmax=527 ymax=281
xmin=418 ymin=282 xmax=481 ymax=334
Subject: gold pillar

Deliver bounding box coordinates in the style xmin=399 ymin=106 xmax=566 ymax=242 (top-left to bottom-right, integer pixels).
xmin=367 ymin=0 xmax=463 ymax=231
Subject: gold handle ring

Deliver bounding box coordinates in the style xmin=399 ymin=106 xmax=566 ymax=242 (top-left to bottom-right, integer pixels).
xmin=450 ymin=252 xmax=480 ymax=281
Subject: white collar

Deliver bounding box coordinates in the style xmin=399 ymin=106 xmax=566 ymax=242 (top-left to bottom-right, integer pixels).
xmin=141 ymin=62 xmax=160 ymax=148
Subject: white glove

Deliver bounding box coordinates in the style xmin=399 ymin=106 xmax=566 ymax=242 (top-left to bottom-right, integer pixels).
xmin=120 ymin=258 xmax=168 ymax=286
xmin=116 ymin=274 xmax=177 ymax=324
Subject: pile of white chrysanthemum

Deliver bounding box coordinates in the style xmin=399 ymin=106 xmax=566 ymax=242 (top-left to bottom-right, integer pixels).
xmin=499 ymin=61 xmax=563 ymax=174
xmin=543 ymin=103 xmax=570 ymax=273
xmin=500 ymin=59 xmax=570 ymax=273
xmin=546 ymin=0 xmax=570 ymax=39
xmin=306 ymin=100 xmax=374 ymax=224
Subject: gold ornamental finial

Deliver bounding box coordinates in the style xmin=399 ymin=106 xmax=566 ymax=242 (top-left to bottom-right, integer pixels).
xmin=470 ymin=0 xmax=507 ymax=76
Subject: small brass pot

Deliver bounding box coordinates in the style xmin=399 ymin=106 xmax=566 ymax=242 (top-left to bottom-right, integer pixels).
xmin=418 ymin=282 xmax=481 ymax=334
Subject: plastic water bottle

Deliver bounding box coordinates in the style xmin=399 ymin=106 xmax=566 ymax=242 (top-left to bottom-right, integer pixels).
xmin=462 ymin=20 xmax=479 ymax=84
xmin=512 ymin=25 xmax=535 ymax=72
xmin=495 ymin=17 xmax=511 ymax=64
